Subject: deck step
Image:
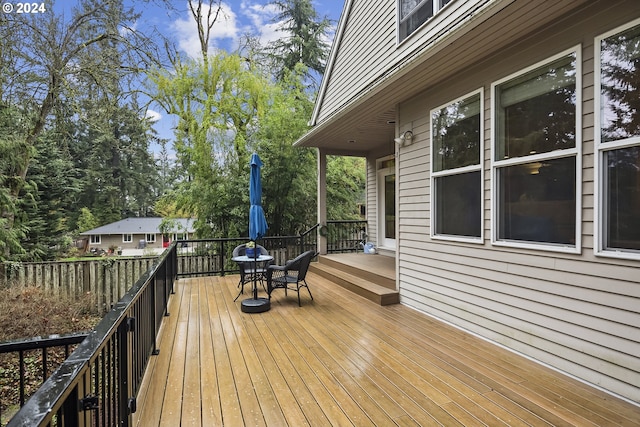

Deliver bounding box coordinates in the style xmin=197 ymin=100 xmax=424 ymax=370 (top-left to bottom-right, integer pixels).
xmin=310 ymin=257 xmax=399 ymax=306
xmin=317 ymin=254 xmax=396 ymax=290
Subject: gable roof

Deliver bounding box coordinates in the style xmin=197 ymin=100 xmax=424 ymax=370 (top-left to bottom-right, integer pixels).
xmin=80 ymin=218 xmax=195 ymax=236
xmin=296 ymin=0 xmax=592 ymax=154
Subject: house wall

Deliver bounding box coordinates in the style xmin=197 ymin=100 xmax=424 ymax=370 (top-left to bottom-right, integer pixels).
xmin=394 ymin=3 xmax=640 ymax=403
xmin=366 ymin=145 xmax=394 ymax=248
xmin=88 ymin=234 xmax=165 ymax=252
xmin=318 ymin=0 xmax=493 ymax=124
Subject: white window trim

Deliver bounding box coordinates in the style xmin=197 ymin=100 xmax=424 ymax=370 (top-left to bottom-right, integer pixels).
xmin=594 ymin=18 xmax=640 ymax=260
xmin=123 ymin=234 xmax=133 ymax=243
xmin=146 ymin=233 xmax=156 ymax=243
xmin=397 ymin=0 xmax=454 ymax=45
xmin=90 ymin=235 xmax=101 ymax=245
xmin=430 ymin=88 xmax=484 ymax=244
xmin=490 ymin=46 xmax=582 ymax=254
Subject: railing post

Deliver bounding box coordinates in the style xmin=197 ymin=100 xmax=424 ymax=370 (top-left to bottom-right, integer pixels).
xmin=118 ymin=317 xmax=135 ymax=427
xmin=220 ymin=240 xmax=226 ymax=276
xmin=151 ymin=276 xmax=159 ymax=355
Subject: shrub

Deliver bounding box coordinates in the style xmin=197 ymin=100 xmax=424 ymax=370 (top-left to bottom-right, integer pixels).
xmin=0 ymin=285 xmax=102 ymax=424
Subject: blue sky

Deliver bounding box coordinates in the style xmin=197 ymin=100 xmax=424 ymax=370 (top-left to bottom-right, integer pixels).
xmin=139 ymin=0 xmax=345 ymax=149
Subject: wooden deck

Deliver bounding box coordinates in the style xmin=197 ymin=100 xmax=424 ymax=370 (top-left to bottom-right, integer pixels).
xmin=134 ymin=270 xmax=640 ymax=426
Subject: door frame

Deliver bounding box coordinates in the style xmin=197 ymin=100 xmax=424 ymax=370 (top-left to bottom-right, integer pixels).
xmin=376 ymin=156 xmax=397 ymax=250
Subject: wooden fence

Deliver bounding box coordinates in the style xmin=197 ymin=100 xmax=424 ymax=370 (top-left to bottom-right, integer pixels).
xmin=0 ymin=257 xmax=158 ymax=314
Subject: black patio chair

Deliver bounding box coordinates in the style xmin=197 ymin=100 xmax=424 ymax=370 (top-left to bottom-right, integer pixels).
xmin=232 ymin=243 xmax=271 ymax=300
xmin=265 ymin=250 xmax=316 ymax=306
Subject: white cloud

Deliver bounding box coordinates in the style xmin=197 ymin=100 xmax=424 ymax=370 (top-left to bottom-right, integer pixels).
xmin=172 ymin=1 xmax=285 ymax=57
xmin=172 ymin=1 xmax=241 ymax=58
xmin=146 ymin=109 xmax=163 ymax=122
xmin=242 ymin=2 xmax=282 ymax=45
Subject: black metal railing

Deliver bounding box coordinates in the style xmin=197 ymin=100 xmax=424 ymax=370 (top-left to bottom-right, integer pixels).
xmin=3 ymin=222 xmax=364 ymax=426
xmin=325 ymin=220 xmax=368 ymax=253
xmin=174 ymin=226 xmax=319 ymax=277
xmin=5 ymin=243 xmax=177 ymax=427
xmin=0 ymin=333 xmax=88 ymax=424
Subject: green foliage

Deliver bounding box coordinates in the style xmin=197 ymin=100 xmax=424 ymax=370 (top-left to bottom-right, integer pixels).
xmin=149 ymin=52 xmax=272 ymax=238
xmin=326 ymin=156 xmax=366 ymax=220
xmin=0 ymin=0 xmax=366 ymax=261
xmin=256 ymin=66 xmax=317 ymax=235
xmin=0 ymin=0 xmax=164 ymax=261
xmin=77 ymin=208 xmax=98 ymax=233
xmin=268 ymin=0 xmax=332 ymax=89
xmin=72 ymin=99 xmax=160 ymax=224
xmin=0 ymin=104 xmax=32 ymax=261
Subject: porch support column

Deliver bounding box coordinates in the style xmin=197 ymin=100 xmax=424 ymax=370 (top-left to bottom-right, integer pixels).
xmin=317 ymin=148 xmax=328 ymax=255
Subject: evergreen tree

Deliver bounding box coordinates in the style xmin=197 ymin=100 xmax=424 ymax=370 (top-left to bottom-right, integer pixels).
xmin=268 ymin=0 xmax=332 ymax=90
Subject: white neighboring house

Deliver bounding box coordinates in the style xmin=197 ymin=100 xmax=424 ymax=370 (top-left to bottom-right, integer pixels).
xmin=297 ymin=0 xmax=640 ymax=404
xmin=80 ymin=217 xmax=195 ymax=256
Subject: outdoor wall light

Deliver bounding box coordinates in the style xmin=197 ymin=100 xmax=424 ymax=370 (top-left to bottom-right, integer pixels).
xmin=394 ymin=130 xmax=413 ymax=146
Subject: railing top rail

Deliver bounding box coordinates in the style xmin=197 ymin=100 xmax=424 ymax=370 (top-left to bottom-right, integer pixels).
xmin=175 ymin=235 xmax=304 ymax=244
xmin=0 ymin=332 xmax=88 ymax=354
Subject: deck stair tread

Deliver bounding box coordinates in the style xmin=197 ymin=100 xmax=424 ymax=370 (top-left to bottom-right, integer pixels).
xmin=311 ymin=255 xmax=399 ymax=306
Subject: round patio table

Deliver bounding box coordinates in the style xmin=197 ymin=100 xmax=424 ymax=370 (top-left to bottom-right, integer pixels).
xmin=232 ymin=254 xmax=273 ymax=313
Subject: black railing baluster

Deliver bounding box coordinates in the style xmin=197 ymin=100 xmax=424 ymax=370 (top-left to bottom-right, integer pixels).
xmin=19 ymin=350 xmax=25 ymax=406
xmin=41 ymin=348 xmax=47 ymax=379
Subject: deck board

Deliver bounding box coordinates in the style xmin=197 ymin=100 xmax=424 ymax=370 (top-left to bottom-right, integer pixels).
xmin=134 ymin=272 xmax=640 ymax=426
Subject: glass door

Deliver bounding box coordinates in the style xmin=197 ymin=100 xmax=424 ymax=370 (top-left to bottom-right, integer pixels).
xmin=377 ymin=157 xmax=396 ymax=249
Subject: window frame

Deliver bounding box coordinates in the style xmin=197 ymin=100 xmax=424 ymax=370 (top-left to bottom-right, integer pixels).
xmin=146 ymin=233 xmax=156 ymax=243
xmin=122 ymin=234 xmax=133 ymax=243
xmin=594 ymin=18 xmax=640 ymax=260
xmin=90 ymin=235 xmax=101 ymax=245
xmin=397 ymin=0 xmax=453 ymax=43
xmin=490 ymin=46 xmax=582 ymax=254
xmin=430 ymin=88 xmax=484 ymax=243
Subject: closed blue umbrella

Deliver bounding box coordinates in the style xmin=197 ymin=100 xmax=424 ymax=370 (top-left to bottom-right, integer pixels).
xmin=249 ymin=153 xmax=268 ymax=241
xmin=242 ymin=153 xmax=270 ymax=313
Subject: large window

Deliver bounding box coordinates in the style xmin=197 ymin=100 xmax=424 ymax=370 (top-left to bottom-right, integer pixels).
xmin=399 ymin=0 xmax=452 ymax=42
xmin=492 ymin=49 xmax=580 ymax=251
xmin=596 ymin=20 xmax=640 ymax=258
xmin=431 ymin=90 xmax=482 ymax=240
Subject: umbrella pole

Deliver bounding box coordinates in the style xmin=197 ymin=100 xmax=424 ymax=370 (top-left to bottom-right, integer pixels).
xmin=241 ymin=239 xmax=271 ymax=313
xmin=253 ymin=243 xmax=258 ymax=300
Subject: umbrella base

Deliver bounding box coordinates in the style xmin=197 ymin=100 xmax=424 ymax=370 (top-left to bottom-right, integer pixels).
xmin=241 ymin=297 xmax=271 ymax=313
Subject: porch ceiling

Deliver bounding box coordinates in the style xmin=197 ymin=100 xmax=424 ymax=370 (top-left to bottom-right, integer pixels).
xmin=296 ymin=0 xmax=592 ymax=154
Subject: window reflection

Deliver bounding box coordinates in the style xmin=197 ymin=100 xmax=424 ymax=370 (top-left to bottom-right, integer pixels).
xmin=601 ymin=24 xmax=640 ymax=143
xmin=494 ymin=52 xmax=578 ymax=247
xmin=432 ymin=95 xmax=481 ymax=171
xmin=606 ymin=147 xmax=640 ymax=250
xmin=431 ymin=92 xmax=482 ymax=239
xmin=435 ymin=172 xmax=481 ymax=237
xmin=599 ymin=22 xmax=640 ymax=254
xmin=496 ymin=55 xmax=576 ymax=160
xmin=498 ymin=158 xmax=576 ymax=245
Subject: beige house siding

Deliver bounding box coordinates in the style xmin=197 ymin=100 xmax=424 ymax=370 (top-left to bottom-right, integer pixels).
xmin=317 ymin=0 xmax=395 ymax=122
xmin=316 ymin=0 xmax=494 ymax=125
xmin=366 ymin=155 xmax=378 ymax=245
xmin=89 ymin=234 xmax=163 ymax=252
xmin=393 ymin=4 xmax=640 ymax=403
